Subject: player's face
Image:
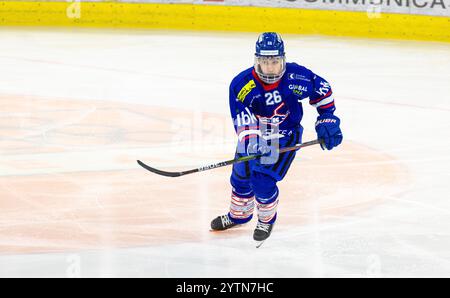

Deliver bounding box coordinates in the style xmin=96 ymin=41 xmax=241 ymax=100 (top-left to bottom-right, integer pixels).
xmin=254 ymin=54 xmax=286 ymax=84
xmin=258 ymin=56 xmax=283 ymax=75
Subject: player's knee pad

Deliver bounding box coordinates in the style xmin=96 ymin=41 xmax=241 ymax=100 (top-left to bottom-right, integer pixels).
xmin=250 ymin=171 xmax=277 ymax=201
xmin=230 ymin=174 xmax=252 ymax=195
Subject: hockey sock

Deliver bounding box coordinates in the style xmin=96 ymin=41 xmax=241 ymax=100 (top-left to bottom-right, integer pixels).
xmin=229 ymin=189 xmax=255 ymax=224
xmin=256 ymin=190 xmax=279 ymax=224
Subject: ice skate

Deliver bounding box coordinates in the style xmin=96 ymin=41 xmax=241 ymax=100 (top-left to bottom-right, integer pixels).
xmin=253 ymin=221 xmax=274 ymax=248
xmin=210 ymin=214 xmax=240 ymax=231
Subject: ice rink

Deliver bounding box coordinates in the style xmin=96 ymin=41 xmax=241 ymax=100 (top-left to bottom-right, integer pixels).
xmin=0 ymin=28 xmax=449 ymax=277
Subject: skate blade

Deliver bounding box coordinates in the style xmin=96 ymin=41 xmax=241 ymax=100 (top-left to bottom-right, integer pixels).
xmin=255 ymin=240 xmax=265 ymax=248
xmin=209 ymin=224 xmax=244 ymax=232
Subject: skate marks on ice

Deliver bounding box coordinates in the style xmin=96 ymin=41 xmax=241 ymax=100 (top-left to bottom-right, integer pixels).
xmin=0 ymin=94 xmax=408 ymax=254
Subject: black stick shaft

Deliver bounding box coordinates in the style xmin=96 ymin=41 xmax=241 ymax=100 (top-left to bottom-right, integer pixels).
xmin=137 ymin=139 xmax=322 ymax=177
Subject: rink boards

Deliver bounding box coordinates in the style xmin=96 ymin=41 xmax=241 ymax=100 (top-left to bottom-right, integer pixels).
xmin=0 ymin=1 xmax=449 ymax=42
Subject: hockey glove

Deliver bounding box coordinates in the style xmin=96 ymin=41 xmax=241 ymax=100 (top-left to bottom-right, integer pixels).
xmin=315 ymin=113 xmax=343 ymax=150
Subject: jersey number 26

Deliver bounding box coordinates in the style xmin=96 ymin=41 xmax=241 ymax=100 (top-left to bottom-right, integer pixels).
xmin=265 ymin=91 xmax=282 ymax=106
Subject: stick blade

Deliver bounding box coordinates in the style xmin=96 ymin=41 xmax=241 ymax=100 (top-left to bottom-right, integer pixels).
xmin=136 ymin=160 xmax=183 ymax=177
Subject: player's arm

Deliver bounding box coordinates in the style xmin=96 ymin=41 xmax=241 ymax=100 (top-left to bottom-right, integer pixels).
xmin=309 ymin=74 xmax=343 ymax=150
xmin=229 ymin=82 xmax=270 ymax=156
xmin=309 ymin=74 xmax=335 ymax=114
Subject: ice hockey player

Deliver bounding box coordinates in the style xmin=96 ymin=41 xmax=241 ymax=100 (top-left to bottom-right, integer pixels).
xmin=211 ymin=32 xmax=343 ymax=246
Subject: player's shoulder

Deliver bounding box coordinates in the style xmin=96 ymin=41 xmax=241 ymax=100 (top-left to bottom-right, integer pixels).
xmin=230 ymin=66 xmax=255 ymax=89
xmin=284 ymin=62 xmax=315 ymax=81
xmin=229 ymin=66 xmax=259 ymax=104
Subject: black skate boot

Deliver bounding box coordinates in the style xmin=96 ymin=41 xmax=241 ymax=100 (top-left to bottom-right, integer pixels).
xmin=253 ymin=221 xmax=274 ymax=247
xmin=210 ymin=214 xmax=239 ymax=231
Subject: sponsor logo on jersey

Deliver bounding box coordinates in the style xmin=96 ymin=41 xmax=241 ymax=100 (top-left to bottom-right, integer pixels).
xmin=261 ymin=128 xmax=291 ymax=138
xmin=236 ymin=107 xmax=258 ymax=126
xmin=316 ymin=81 xmax=331 ymax=97
xmin=288 ymin=73 xmax=311 ymax=82
xmin=237 ymin=80 xmax=256 ymax=102
xmin=257 ymin=103 xmax=289 ymax=127
xmin=293 ymin=89 xmax=303 ymax=96
xmin=288 ymin=84 xmax=308 ymax=92
xmin=288 ymin=84 xmax=307 ymax=97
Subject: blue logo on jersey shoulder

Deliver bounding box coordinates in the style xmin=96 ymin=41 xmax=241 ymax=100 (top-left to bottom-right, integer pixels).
xmin=287 ymin=73 xmax=311 ymax=82
xmin=288 ymin=72 xmax=311 ymax=82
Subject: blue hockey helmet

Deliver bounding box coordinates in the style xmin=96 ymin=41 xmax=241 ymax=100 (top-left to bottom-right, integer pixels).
xmin=254 ymin=32 xmax=286 ymax=84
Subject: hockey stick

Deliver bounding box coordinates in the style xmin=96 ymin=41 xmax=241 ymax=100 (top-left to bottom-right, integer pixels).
xmin=137 ymin=139 xmax=323 ymax=178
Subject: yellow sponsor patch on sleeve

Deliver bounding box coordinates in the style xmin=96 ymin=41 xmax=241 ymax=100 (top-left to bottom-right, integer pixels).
xmin=237 ymin=80 xmax=256 ymax=102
